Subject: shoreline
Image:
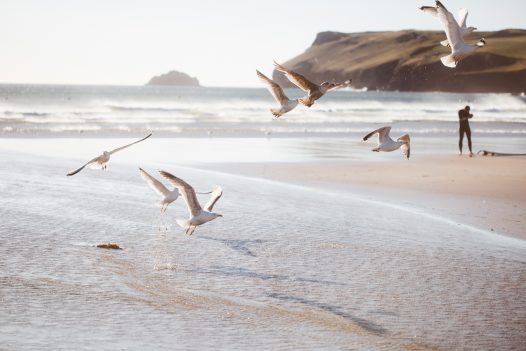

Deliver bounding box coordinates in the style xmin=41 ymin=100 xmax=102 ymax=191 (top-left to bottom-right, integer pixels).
xmin=203 ymin=155 xmax=526 ymax=240
xmin=1 ymin=136 xmax=524 ymax=240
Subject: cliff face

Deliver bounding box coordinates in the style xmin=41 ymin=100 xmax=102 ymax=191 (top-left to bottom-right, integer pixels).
xmin=146 ymin=70 xmax=200 ymax=86
xmin=272 ymin=29 xmax=526 ymax=93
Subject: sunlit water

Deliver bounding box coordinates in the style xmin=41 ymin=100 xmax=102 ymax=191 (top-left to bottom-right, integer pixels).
xmin=1 ymin=84 xmax=526 ymax=137
xmin=1 ymin=148 xmax=525 ymax=350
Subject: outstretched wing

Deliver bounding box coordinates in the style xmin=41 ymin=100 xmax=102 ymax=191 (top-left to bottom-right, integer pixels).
xmin=457 ymin=8 xmax=468 ymax=28
xmin=67 ymin=155 xmax=100 ymax=176
xmin=273 ymin=61 xmax=318 ymax=93
xmin=108 ymin=132 xmax=153 ymax=155
xmin=398 ymin=134 xmax=411 ymax=160
xmin=436 ymin=0 xmax=464 ymax=51
xmin=139 ymin=168 xmax=170 ymax=196
xmin=401 ymin=143 xmax=411 ymax=159
xmin=419 ymin=6 xmax=438 ymax=17
xmin=362 ymin=126 xmax=392 ymax=145
xmin=256 ymin=70 xmax=289 ymax=105
xmin=204 ymin=186 xmax=223 ymax=212
xmin=159 ymin=170 xmax=201 ymax=216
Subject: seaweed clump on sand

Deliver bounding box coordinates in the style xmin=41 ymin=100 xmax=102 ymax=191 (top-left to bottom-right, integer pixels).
xmin=96 ymin=243 xmax=122 ymax=250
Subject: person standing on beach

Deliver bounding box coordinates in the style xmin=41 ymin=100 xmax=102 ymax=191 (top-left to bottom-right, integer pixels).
xmin=458 ymin=105 xmax=473 ymax=156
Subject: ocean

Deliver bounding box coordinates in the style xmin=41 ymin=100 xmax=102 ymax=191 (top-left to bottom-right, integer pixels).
xmin=1 ymin=84 xmax=526 ymax=137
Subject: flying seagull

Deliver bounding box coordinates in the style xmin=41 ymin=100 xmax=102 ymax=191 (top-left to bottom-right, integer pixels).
xmin=362 ymin=126 xmax=411 ymax=160
xmin=420 ymin=5 xmax=477 ymax=46
xmin=67 ymin=132 xmax=152 ymax=176
xmin=256 ymin=69 xmax=299 ymax=118
xmin=139 ymin=168 xmax=180 ymax=214
xmin=139 ymin=168 xmax=213 ymax=214
xmin=273 ymin=61 xmax=351 ymax=107
xmin=433 ymin=1 xmax=485 ymax=67
xmin=159 ymin=170 xmax=223 ymax=235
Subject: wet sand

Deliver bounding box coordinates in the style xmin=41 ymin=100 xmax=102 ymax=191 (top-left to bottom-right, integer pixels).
xmin=207 ymin=155 xmax=526 ymax=239
xmin=1 ymin=137 xmax=525 ymax=350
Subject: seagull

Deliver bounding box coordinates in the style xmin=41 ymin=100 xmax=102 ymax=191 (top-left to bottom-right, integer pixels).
xmin=159 ymin=170 xmax=223 ymax=235
xmin=139 ymin=168 xmax=180 ymax=214
xmin=362 ymin=126 xmax=411 ymax=159
xmin=139 ymin=168 xmax=213 ymax=214
xmin=256 ymin=69 xmax=299 ymax=118
xmin=433 ymin=1 xmax=485 ymax=68
xmin=67 ymin=132 xmax=152 ymax=176
xmin=420 ymin=5 xmax=477 ymax=46
xmin=273 ymin=61 xmax=351 ymax=107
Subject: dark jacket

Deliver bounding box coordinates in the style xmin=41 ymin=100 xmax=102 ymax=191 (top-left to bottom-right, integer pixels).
xmin=458 ymin=109 xmax=472 ymax=129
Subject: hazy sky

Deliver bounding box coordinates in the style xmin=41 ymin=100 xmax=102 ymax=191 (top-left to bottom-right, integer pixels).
xmin=1 ymin=0 xmax=525 ymax=87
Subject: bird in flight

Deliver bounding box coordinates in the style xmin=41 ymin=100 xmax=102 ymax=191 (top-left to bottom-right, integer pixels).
xmin=420 ymin=4 xmax=477 ymax=47
xmin=362 ymin=126 xmax=411 ymax=159
xmin=273 ymin=61 xmax=351 ymax=107
xmin=159 ymin=170 xmax=223 ymax=236
xmin=423 ymin=1 xmax=485 ymax=68
xmin=139 ymin=167 xmax=213 ymax=214
xmin=67 ymin=132 xmax=152 ymax=176
xmin=256 ymin=69 xmax=299 ymax=118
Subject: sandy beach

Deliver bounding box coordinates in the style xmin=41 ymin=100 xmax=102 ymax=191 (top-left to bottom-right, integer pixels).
xmin=208 ymin=154 xmax=526 ymax=239
xmin=1 ymin=135 xmax=526 ymax=350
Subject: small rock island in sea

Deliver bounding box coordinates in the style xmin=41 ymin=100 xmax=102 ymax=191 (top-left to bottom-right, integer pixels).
xmin=146 ymin=70 xmax=200 ymax=86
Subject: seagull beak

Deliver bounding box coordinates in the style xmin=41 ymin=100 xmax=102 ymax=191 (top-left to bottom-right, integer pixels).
xmin=218 ymin=214 xmax=223 ymax=217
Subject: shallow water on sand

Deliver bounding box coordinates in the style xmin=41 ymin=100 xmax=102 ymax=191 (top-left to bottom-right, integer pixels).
xmin=1 ymin=148 xmax=525 ymax=350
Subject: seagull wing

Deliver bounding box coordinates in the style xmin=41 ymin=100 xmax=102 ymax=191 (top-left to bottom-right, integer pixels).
xmin=362 ymin=126 xmax=392 ymax=145
xmin=398 ymin=135 xmax=411 ymax=160
xmin=273 ymin=61 xmax=318 ymax=93
xmin=204 ymin=186 xmax=223 ymax=212
xmin=67 ymin=155 xmax=100 ymax=176
xmin=139 ymin=168 xmax=170 ymax=196
xmin=256 ymin=70 xmax=290 ymax=105
xmin=401 ymin=143 xmax=411 ymax=159
xmin=436 ymin=1 xmax=464 ymax=50
xmin=159 ymin=170 xmax=201 ymax=217
xmin=457 ymin=8 xmax=468 ymax=28
xmin=108 ymin=132 xmax=153 ymax=155
xmin=419 ymin=6 xmax=438 ymax=17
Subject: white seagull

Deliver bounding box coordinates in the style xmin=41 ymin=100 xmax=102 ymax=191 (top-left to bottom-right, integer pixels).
xmin=273 ymin=61 xmax=351 ymax=107
xmin=67 ymin=132 xmax=152 ymax=176
xmin=362 ymin=126 xmax=411 ymax=160
xmin=420 ymin=5 xmax=477 ymax=46
xmin=139 ymin=168 xmax=180 ymax=214
xmin=256 ymin=69 xmax=299 ymax=118
xmin=433 ymin=1 xmax=485 ymax=68
xmin=140 ymin=168 xmax=213 ymax=214
xmin=159 ymin=170 xmax=223 ymax=235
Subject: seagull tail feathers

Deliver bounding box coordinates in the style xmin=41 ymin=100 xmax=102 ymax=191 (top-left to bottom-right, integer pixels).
xmin=440 ymin=54 xmax=457 ymax=68
xmin=176 ymin=218 xmax=190 ymax=229
xmin=440 ymin=39 xmax=450 ymax=47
